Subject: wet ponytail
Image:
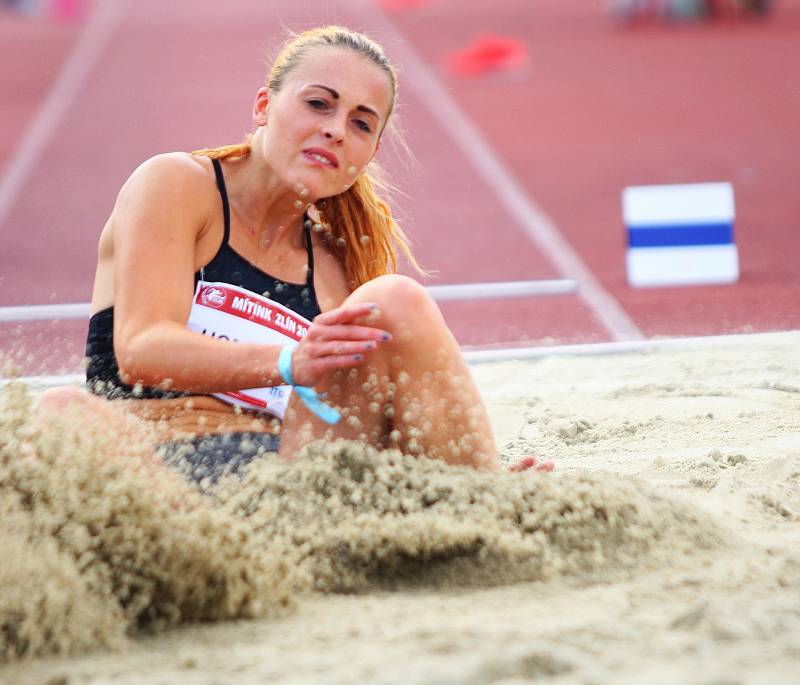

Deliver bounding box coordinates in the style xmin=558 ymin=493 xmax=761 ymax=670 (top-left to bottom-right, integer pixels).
xmin=319 ymin=161 xmax=423 ymax=289
xmin=193 ymin=138 xmax=251 ymax=160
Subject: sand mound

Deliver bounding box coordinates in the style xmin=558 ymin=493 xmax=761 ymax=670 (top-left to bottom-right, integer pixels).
xmin=218 ymin=440 xmax=725 ymax=593
xmin=0 ymin=382 xmax=290 ymax=662
xmin=0 ymin=379 xmax=727 ymax=663
xmin=1 ymin=338 xmax=796 ymax=683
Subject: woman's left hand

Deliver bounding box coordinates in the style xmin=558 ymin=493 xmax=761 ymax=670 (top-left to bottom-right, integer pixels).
xmin=289 ymin=302 xmax=390 ymax=387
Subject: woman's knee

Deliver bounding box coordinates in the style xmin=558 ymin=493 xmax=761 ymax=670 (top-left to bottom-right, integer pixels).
xmin=349 ymin=275 xmax=439 ymax=327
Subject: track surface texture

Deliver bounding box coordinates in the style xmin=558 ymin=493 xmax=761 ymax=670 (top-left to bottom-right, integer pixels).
xmin=1 ymin=0 xmax=798 ymax=375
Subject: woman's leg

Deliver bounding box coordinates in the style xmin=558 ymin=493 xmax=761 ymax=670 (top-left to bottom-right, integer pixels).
xmin=37 ymin=386 xmax=166 ymax=471
xmin=280 ymin=275 xmax=500 ymax=470
xmin=39 ymin=387 xmax=157 ymax=444
xmin=36 ymin=386 xmax=204 ymax=507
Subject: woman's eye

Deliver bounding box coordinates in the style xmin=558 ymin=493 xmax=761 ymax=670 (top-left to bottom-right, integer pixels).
xmin=308 ymin=99 xmax=328 ymax=110
xmin=354 ymin=119 xmax=372 ymax=133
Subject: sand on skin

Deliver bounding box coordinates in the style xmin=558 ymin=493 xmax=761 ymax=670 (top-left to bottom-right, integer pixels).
xmin=1 ymin=332 xmax=799 ymax=684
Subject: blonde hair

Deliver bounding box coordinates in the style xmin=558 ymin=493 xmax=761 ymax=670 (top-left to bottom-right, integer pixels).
xmin=194 ymin=26 xmax=423 ymax=289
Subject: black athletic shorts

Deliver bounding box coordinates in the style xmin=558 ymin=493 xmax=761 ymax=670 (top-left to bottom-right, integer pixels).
xmin=158 ymin=431 xmax=281 ymax=485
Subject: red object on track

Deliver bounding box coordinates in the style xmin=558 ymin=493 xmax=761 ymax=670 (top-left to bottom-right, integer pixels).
xmin=444 ymin=34 xmax=528 ymax=76
xmin=48 ymin=0 xmax=86 ymax=22
xmin=380 ymin=0 xmax=432 ymax=12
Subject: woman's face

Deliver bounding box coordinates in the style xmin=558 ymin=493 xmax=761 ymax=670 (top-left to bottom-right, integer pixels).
xmin=254 ymin=46 xmax=393 ymax=201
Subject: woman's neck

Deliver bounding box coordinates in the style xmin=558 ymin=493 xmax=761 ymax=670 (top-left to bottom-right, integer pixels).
xmin=222 ymin=155 xmax=311 ymax=251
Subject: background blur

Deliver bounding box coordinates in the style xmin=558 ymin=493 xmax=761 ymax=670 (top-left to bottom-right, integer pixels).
xmin=1 ymin=0 xmax=798 ymax=376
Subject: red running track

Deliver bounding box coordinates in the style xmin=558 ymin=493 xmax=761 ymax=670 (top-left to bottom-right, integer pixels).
xmin=1 ymin=0 xmax=798 ymax=376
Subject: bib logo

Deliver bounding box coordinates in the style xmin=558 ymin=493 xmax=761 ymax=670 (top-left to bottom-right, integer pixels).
xmin=200 ymin=286 xmax=227 ymax=308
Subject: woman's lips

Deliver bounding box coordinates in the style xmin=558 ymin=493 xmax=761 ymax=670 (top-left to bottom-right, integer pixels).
xmin=303 ymin=148 xmax=339 ymax=168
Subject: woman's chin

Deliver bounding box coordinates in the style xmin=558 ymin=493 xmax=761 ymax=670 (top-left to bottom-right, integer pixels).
xmin=285 ymin=176 xmax=325 ymax=202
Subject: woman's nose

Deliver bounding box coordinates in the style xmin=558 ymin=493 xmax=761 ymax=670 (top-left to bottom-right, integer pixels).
xmin=321 ymin=122 xmax=344 ymax=142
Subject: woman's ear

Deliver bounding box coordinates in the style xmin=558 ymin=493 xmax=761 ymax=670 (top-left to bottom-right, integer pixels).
xmin=253 ymin=86 xmax=270 ymax=126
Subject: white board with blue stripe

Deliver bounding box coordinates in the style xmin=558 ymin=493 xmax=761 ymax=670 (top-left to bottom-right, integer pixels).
xmin=622 ymin=182 xmax=739 ymax=288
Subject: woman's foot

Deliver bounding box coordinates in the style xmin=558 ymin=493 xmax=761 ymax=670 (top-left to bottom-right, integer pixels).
xmin=507 ymin=455 xmax=554 ymax=473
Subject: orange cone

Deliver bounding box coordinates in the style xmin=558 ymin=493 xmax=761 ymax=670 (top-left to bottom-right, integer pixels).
xmin=380 ymin=0 xmax=432 ymax=11
xmin=444 ymin=34 xmax=527 ymax=76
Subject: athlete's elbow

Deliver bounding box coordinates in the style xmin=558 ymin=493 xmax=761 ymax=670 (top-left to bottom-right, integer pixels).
xmin=116 ymin=356 xmax=161 ymax=390
xmin=115 ymin=334 xmax=170 ymax=390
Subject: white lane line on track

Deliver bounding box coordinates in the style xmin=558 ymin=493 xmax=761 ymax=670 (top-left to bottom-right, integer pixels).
xmin=0 ymin=302 xmax=91 ymax=323
xmin=351 ymin=0 xmax=644 ymax=342
xmin=0 ymin=0 xmax=128 ymax=232
xmin=463 ymin=330 xmax=800 ymax=363
xmin=0 ymin=279 xmax=577 ymax=322
xmin=427 ymin=279 xmax=575 ymax=301
xmin=5 ymin=331 xmax=797 ymax=389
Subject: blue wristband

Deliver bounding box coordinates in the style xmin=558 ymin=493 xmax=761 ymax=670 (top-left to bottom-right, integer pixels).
xmin=278 ymin=344 xmax=341 ymax=425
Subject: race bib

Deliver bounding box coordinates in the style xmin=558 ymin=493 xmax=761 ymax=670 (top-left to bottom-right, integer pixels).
xmin=186 ymin=281 xmax=311 ymax=418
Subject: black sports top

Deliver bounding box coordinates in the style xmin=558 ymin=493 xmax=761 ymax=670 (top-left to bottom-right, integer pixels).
xmin=85 ymin=157 xmax=322 ymax=400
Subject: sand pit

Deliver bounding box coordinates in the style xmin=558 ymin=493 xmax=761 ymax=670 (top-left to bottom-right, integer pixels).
xmin=1 ymin=332 xmax=799 ymax=684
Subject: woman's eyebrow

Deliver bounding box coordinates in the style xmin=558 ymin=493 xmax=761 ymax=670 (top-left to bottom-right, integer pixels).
xmin=308 ymin=84 xmax=379 ymax=119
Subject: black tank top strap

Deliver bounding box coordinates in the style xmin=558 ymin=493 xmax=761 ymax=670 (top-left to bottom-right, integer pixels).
xmin=211 ymin=157 xmax=231 ymax=246
xmin=303 ymin=220 xmax=315 ymax=288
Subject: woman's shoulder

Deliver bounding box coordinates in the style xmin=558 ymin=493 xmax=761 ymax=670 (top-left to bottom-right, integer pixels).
xmin=105 ymin=153 xmax=218 ymax=243
xmin=112 ymin=152 xmax=216 ymax=215
xmin=125 ymin=152 xmax=213 ymax=192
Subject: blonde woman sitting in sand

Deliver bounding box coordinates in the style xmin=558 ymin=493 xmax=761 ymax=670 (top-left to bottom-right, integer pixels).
xmin=41 ymin=26 xmax=551 ymax=482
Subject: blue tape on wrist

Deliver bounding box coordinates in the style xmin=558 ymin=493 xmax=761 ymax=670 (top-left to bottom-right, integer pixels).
xmin=278 ymin=344 xmax=297 ymax=385
xmin=278 ymin=344 xmax=341 ymax=425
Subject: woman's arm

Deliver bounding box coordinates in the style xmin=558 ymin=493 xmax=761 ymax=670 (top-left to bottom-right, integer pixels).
xmin=109 ymin=154 xmax=386 ymax=393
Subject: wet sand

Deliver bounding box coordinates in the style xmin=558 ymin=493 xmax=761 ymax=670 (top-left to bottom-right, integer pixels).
xmin=2 ymin=332 xmax=799 ymax=684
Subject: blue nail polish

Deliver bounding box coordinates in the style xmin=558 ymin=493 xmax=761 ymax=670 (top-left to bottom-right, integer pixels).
xmin=354 ymin=354 xmax=364 ymax=361
xmin=382 ymin=333 xmax=392 ymax=341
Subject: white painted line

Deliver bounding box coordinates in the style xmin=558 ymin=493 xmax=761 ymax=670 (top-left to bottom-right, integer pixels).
xmin=427 ymin=279 xmax=575 ymax=301
xmin=5 ymin=331 xmax=797 ymax=390
xmin=462 ymin=330 xmax=800 ymax=364
xmin=0 ymin=302 xmax=92 ymax=323
xmin=1 ymin=374 xmax=84 ymax=390
xmin=0 ymin=0 xmax=128 ymax=232
xmin=0 ymin=280 xmax=576 ymax=322
xmin=353 ymin=0 xmax=644 ymax=342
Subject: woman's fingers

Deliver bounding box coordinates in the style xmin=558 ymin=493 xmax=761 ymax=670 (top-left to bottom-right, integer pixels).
xmin=306 ymin=352 xmax=367 ymax=374
xmin=307 ymin=304 xmax=391 ymax=346
xmin=291 ymin=314 xmax=389 ymax=386
xmin=309 ymin=340 xmax=379 ymax=357
xmin=289 ymin=303 xmax=395 ymax=386
xmin=307 ymin=324 xmax=391 ymax=343
xmin=290 ymin=343 xmax=368 ymax=386
xmin=313 ymin=302 xmax=379 ymax=327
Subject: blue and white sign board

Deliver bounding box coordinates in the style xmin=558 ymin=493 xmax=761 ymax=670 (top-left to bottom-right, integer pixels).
xmin=623 ymin=182 xmax=738 ymax=288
